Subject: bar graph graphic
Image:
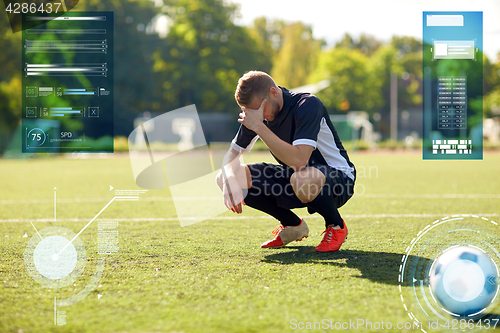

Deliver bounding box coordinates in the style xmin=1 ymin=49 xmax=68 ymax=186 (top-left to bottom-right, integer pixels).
xmin=26 ymin=29 xmax=107 ymax=35
xmin=25 ymin=63 xmax=108 ymax=77
xmin=64 ymin=88 xmax=98 ymax=96
xmin=26 ymin=16 xmax=108 ymax=21
xmin=50 ymin=107 xmax=84 ymax=117
xmin=25 ymin=39 xmax=108 ymax=54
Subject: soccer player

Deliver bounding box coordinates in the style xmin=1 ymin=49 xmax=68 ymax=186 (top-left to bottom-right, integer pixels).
xmin=216 ymin=71 xmax=355 ymax=252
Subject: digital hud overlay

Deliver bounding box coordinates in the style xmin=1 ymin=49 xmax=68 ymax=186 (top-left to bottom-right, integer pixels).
xmin=22 ymin=11 xmax=114 ymax=153
xmin=422 ymin=12 xmax=483 ymax=160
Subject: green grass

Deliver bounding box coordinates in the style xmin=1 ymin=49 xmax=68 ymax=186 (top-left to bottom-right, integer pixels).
xmin=1 ymin=151 xmax=499 ymax=333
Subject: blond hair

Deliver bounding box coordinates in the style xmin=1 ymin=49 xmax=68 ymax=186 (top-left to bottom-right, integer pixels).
xmin=235 ymin=71 xmax=277 ymax=106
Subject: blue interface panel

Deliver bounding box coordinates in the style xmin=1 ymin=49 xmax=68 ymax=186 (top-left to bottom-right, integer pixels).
xmin=22 ymin=11 xmax=114 ymax=153
xmin=422 ymin=12 xmax=483 ymax=160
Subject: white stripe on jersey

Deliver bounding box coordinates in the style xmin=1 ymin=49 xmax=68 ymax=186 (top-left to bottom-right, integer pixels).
xmin=316 ymin=118 xmax=355 ymax=180
xmin=292 ymin=138 xmax=317 ymax=148
xmin=231 ymin=135 xmax=260 ymax=153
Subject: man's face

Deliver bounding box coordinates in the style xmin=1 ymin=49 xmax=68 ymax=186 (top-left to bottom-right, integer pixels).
xmin=245 ymin=94 xmax=280 ymax=122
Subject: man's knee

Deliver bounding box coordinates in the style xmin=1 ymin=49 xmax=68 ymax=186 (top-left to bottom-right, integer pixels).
xmin=290 ymin=167 xmax=326 ymax=203
xmin=243 ymin=165 xmax=252 ymax=189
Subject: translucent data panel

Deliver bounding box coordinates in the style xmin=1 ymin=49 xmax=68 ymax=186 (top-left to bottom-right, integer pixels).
xmin=423 ymin=12 xmax=483 ymax=160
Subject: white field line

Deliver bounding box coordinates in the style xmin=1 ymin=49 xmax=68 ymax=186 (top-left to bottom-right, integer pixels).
xmin=361 ymin=194 xmax=500 ymax=199
xmin=1 ymin=193 xmax=500 ymax=205
xmin=2 ymin=213 xmax=498 ymax=223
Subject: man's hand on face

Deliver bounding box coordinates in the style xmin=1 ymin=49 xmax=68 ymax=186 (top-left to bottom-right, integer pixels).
xmin=238 ymin=99 xmax=266 ymax=132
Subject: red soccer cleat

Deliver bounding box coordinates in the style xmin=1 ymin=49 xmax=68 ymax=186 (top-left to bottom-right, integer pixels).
xmin=261 ymin=219 xmax=309 ymax=248
xmin=315 ymin=222 xmax=348 ymax=252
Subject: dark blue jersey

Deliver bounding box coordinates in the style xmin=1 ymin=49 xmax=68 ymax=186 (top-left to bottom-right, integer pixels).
xmin=231 ymin=87 xmax=356 ymax=180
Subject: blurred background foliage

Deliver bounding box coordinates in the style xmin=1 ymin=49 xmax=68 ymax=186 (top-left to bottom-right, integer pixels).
xmin=1 ymin=0 xmax=499 ymax=153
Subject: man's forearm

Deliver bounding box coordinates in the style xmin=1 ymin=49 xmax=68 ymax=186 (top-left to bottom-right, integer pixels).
xmin=221 ymin=148 xmax=242 ymax=179
xmin=254 ymin=123 xmax=309 ymax=170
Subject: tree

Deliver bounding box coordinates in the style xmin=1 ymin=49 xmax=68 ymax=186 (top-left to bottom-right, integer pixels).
xmin=0 ymin=11 xmax=22 ymax=152
xmin=309 ymin=47 xmax=381 ymax=113
xmin=390 ymin=37 xmax=423 ymax=109
xmin=270 ymin=22 xmax=323 ymax=88
xmin=391 ymin=36 xmax=422 ymax=56
xmin=484 ymin=55 xmax=500 ymax=118
xmin=335 ymin=33 xmax=382 ymax=57
xmin=484 ymin=89 xmax=500 ymax=118
xmin=246 ymin=17 xmax=276 ymax=69
xmin=484 ymin=54 xmax=500 ymax=95
xmin=152 ymin=0 xmax=270 ymax=113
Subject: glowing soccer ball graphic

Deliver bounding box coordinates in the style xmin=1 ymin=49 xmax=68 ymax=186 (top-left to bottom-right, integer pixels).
xmin=429 ymin=246 xmax=498 ymax=316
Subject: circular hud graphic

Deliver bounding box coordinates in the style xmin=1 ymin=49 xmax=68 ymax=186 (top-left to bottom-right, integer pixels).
xmin=25 ymin=226 xmax=86 ymax=289
xmin=399 ymin=215 xmax=500 ymax=332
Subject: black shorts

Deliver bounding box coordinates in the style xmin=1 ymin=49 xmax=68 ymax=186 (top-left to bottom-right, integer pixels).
xmin=246 ymin=162 xmax=355 ymax=210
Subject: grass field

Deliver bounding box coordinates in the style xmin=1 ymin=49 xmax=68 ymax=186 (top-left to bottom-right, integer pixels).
xmin=1 ymin=151 xmax=499 ymax=333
